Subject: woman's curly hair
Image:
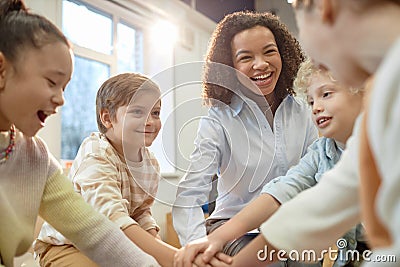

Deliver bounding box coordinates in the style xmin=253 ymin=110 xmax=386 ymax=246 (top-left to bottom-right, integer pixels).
xmin=202 ymin=11 xmax=305 ymax=106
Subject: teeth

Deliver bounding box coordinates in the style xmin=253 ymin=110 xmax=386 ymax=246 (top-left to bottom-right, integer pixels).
xmin=253 ymin=73 xmax=272 ymax=80
xmin=43 ymin=111 xmax=55 ymax=116
xmin=318 ymin=118 xmax=328 ymax=124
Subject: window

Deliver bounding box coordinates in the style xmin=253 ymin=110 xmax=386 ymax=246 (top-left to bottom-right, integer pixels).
xmin=61 ymin=56 xmax=109 ymax=159
xmin=61 ymin=0 xmax=176 ymax=173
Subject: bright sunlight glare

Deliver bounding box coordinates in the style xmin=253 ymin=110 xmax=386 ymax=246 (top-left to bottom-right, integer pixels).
xmin=150 ymin=19 xmax=178 ymax=47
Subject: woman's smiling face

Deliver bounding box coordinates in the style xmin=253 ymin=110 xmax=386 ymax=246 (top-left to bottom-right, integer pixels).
xmin=231 ymin=25 xmax=282 ymax=98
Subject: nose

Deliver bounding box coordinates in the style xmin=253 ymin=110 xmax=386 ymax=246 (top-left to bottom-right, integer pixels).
xmin=253 ymin=56 xmax=269 ymax=70
xmin=52 ymin=88 xmax=65 ymax=107
xmin=145 ymin=114 xmax=155 ymax=125
xmin=312 ymin=100 xmax=323 ymax=115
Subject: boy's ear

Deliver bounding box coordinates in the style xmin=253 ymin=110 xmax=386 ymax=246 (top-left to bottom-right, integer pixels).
xmin=100 ymin=109 xmax=113 ymax=129
xmin=0 ymin=52 xmax=7 ymax=90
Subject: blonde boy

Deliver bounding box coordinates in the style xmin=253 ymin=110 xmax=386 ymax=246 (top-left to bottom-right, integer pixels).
xmin=35 ymin=73 xmax=177 ymax=267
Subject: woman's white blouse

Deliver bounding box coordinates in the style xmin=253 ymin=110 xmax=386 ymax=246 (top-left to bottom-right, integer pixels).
xmin=173 ymin=94 xmax=318 ymax=245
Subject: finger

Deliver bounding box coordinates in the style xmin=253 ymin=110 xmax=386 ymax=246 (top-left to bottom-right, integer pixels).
xmin=193 ymin=255 xmax=212 ymax=267
xmin=182 ymin=243 xmax=209 ymax=267
xmin=202 ymin=246 xmax=220 ymax=262
xmin=174 ymin=250 xmax=182 ymax=267
xmin=208 ymin=256 xmax=230 ymax=267
xmin=216 ymin=252 xmax=232 ymax=264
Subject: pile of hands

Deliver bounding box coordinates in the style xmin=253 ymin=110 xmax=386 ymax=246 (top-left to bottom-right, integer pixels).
xmin=173 ymin=236 xmax=234 ymax=267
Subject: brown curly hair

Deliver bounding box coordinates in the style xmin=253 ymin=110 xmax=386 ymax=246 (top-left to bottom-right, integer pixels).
xmin=202 ymin=11 xmax=305 ymax=106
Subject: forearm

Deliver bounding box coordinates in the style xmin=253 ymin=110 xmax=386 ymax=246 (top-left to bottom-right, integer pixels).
xmin=124 ymin=224 xmax=177 ymax=267
xmin=147 ymin=228 xmax=161 ymax=239
xmin=40 ymin=172 xmax=159 ymax=266
xmin=231 ymin=234 xmax=278 ymax=267
xmin=211 ymin=194 xmax=280 ymax=243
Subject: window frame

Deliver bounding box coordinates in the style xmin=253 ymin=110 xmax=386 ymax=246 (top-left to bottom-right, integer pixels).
xmin=59 ymin=0 xmax=177 ymax=174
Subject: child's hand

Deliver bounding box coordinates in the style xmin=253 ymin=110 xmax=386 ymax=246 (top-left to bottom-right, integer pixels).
xmin=173 ymin=236 xmax=230 ymax=267
xmin=192 ymin=253 xmax=232 ymax=267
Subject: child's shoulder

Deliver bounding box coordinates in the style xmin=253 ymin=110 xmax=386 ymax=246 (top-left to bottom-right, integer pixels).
xmin=308 ymin=137 xmax=340 ymax=158
xmin=76 ymin=132 xmax=116 ymax=158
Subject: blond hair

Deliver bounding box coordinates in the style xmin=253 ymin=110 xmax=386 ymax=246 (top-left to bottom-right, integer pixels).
xmin=293 ymin=58 xmax=362 ymax=102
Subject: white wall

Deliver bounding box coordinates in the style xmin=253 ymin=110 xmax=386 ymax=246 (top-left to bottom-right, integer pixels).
xmin=25 ymin=0 xmax=215 ymax=240
xmin=255 ymin=0 xmax=298 ymax=37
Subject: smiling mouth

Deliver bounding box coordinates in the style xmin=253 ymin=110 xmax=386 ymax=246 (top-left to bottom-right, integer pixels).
xmin=317 ymin=117 xmax=332 ymax=127
xmin=37 ymin=110 xmax=55 ymax=124
xmin=37 ymin=111 xmax=48 ymax=123
xmin=250 ymin=72 xmax=272 ymax=81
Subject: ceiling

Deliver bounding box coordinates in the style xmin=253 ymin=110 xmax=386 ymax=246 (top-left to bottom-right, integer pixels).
xmin=180 ymin=0 xmax=255 ymax=23
xmin=178 ymin=0 xmax=298 ymax=36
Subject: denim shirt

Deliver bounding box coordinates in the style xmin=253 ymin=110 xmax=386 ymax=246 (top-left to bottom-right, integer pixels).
xmin=262 ymin=137 xmax=365 ymax=267
xmin=173 ymin=94 xmax=318 ymax=245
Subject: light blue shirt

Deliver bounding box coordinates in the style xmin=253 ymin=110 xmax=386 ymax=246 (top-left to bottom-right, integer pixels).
xmin=262 ymin=137 xmax=365 ymax=267
xmin=262 ymin=137 xmax=341 ymax=202
xmin=173 ymin=94 xmax=318 ymax=245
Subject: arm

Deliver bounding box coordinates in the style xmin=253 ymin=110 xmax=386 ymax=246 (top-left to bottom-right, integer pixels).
xmin=206 ymin=139 xmax=323 ymax=252
xmin=174 ymin=194 xmax=279 ymax=267
xmin=359 ymin=114 xmax=391 ymax=248
xmin=74 ymin=154 xmax=176 ymax=266
xmin=230 ymin=234 xmax=279 ymax=267
xmin=359 ymin=76 xmax=391 ymax=248
xmin=39 ymin=169 xmax=160 ymax=267
xmin=175 ymin=140 xmax=324 ymax=266
xmin=261 ymin=138 xmax=323 ymax=204
xmin=363 ymin=58 xmax=400 ymax=266
xmin=218 ymin=133 xmax=361 ymax=266
xmin=172 ymin=117 xmax=223 ymax=245
xmin=123 ymin=224 xmax=177 ymax=267
xmin=260 ymin=127 xmax=362 ymax=254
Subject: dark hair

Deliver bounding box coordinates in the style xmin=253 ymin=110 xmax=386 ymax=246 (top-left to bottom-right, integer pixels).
xmin=202 ymin=11 xmax=305 ymax=106
xmin=96 ymin=73 xmax=160 ymax=133
xmin=0 ymin=0 xmax=70 ymax=65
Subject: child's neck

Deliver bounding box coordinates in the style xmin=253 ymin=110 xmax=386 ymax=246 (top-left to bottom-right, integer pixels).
xmin=124 ymin=148 xmax=143 ymax=163
xmin=104 ymin=132 xmax=142 ymax=162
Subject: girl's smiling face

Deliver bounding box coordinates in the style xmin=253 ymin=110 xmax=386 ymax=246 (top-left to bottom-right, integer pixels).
xmin=0 ymin=42 xmax=73 ymax=136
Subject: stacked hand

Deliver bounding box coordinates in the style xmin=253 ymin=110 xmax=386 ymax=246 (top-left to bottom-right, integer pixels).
xmin=173 ymin=236 xmax=233 ymax=267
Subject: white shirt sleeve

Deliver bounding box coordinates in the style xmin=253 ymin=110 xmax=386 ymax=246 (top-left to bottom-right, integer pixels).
xmin=364 ymin=38 xmax=400 ymax=266
xmin=172 ymin=116 xmax=222 ymax=245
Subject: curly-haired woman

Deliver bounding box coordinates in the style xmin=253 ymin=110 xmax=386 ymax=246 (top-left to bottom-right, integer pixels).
xmin=172 ymin=11 xmax=318 ymax=266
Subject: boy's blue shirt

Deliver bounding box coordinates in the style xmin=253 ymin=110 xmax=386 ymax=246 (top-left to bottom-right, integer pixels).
xmin=262 ymin=137 xmax=341 ymax=203
xmin=262 ymin=137 xmax=364 ymax=266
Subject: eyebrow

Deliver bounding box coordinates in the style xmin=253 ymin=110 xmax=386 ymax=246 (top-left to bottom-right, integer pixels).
xmin=234 ymin=43 xmax=277 ymax=58
xmin=48 ymin=69 xmax=68 ymax=77
xmin=128 ymin=104 xmax=161 ymax=110
xmin=318 ymin=84 xmax=336 ymax=90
